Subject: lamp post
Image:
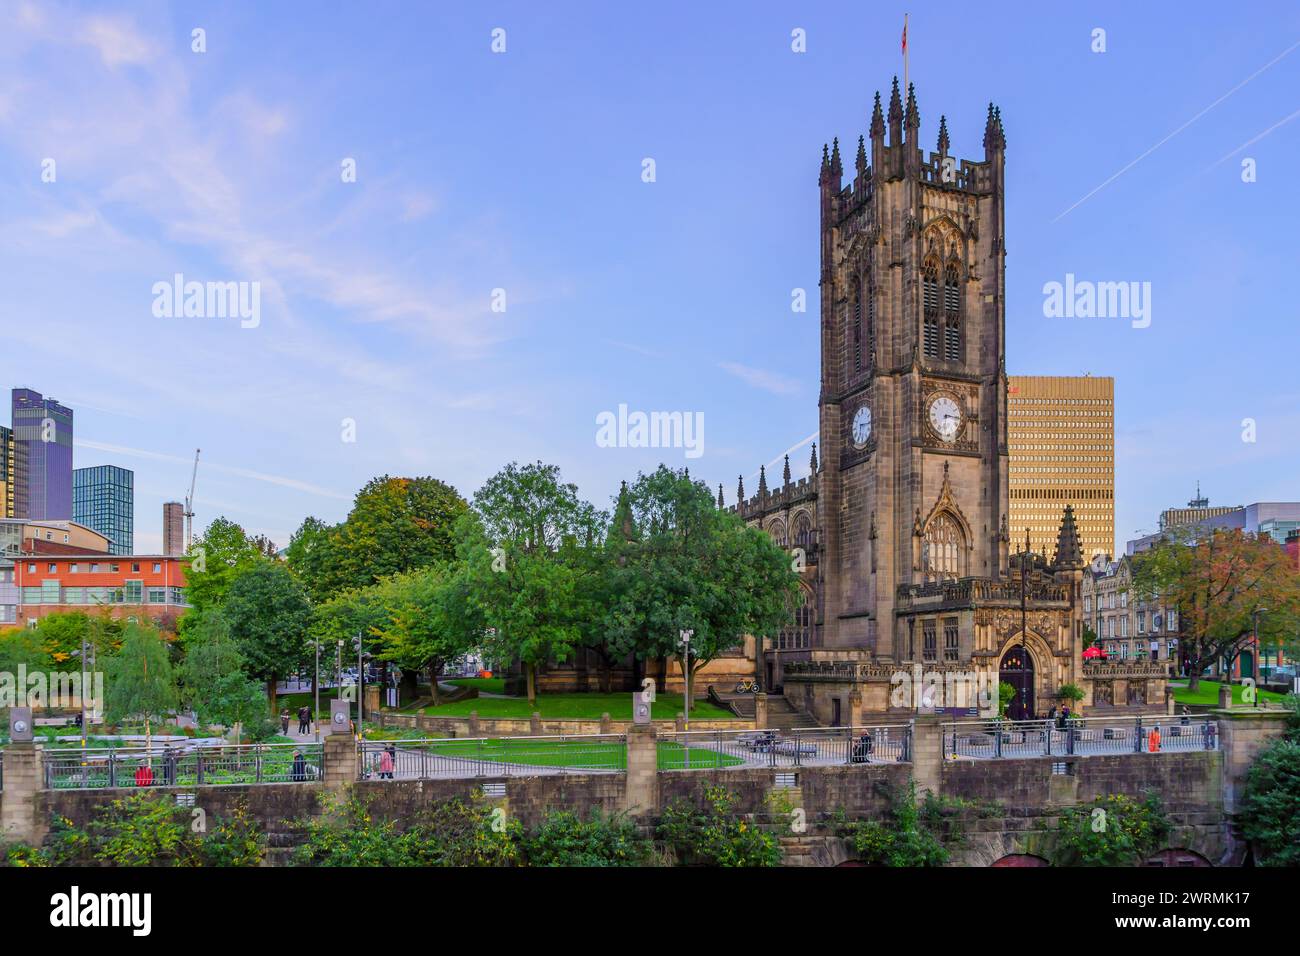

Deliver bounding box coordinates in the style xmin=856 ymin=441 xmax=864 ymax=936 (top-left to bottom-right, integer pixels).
xmin=679 ymin=629 xmax=693 ymax=729
xmin=336 ymin=639 xmax=343 ymax=701
xmin=353 ymin=632 xmax=365 ymax=736
xmin=312 ymin=640 xmax=321 ymax=741
xmin=1252 ymin=607 xmax=1268 ymax=708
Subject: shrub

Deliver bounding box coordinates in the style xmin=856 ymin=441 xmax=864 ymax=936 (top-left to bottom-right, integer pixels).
xmin=656 ymin=785 xmax=780 ymax=867
xmin=38 ymin=794 xmax=265 ymax=867
xmin=523 ymin=810 xmax=649 ymax=867
xmin=1053 ymin=791 xmax=1170 ymax=866
xmin=838 ymin=781 xmax=949 ymax=866
xmin=1238 ymin=736 xmax=1300 ymax=866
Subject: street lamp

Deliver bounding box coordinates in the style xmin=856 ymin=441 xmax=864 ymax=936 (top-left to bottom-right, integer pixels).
xmin=1252 ymin=607 xmax=1268 ymax=708
xmin=336 ymin=639 xmax=344 ymax=702
xmin=679 ymin=629 xmax=694 ymax=729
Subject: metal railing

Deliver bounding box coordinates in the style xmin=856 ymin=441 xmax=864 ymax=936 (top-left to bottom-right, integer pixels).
xmin=44 ymin=743 xmax=324 ymax=790
xmin=358 ymin=734 xmax=628 ymax=780
xmin=661 ymin=725 xmax=911 ymax=771
xmin=943 ymin=716 xmax=1219 ymax=760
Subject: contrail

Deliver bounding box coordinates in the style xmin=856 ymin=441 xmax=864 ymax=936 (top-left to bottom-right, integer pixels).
xmin=748 ymin=431 xmax=819 ymax=482
xmin=1206 ymin=106 xmax=1300 ymax=169
xmin=1052 ymin=37 xmax=1300 ymax=222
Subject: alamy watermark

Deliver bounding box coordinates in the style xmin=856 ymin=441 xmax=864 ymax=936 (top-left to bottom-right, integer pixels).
xmin=1 ymin=666 xmax=104 ymax=710
xmin=889 ymin=664 xmax=999 ymax=716
xmin=151 ymin=273 xmax=261 ymax=328
xmin=1042 ymin=273 xmax=1151 ymax=329
xmin=595 ymin=404 xmax=704 ymax=459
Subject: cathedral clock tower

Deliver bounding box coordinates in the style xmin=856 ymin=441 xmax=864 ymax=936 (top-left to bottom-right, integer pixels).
xmin=816 ymin=80 xmax=1010 ymax=659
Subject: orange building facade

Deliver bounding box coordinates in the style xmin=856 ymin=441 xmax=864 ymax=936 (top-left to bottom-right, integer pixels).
xmin=14 ymin=554 xmax=189 ymax=632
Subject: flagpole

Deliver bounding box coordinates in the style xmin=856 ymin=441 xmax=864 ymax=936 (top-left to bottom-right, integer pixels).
xmin=903 ymin=13 xmax=909 ymax=95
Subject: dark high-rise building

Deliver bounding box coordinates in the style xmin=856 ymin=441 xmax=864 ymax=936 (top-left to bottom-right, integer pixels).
xmin=73 ymin=465 xmax=134 ymax=555
xmin=0 ymin=424 xmax=20 ymax=518
xmin=163 ymin=501 xmax=185 ymax=555
xmin=11 ymin=388 xmax=73 ymax=519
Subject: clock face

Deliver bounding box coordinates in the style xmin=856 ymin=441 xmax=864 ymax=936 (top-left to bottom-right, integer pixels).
xmin=851 ymin=405 xmax=872 ymax=447
xmin=927 ymin=395 xmax=962 ymax=443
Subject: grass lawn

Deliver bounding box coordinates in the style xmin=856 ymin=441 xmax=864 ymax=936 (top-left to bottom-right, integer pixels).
xmin=403 ymin=691 xmax=737 ymax=721
xmin=387 ymin=737 xmax=743 ymax=771
xmin=1170 ymin=680 xmax=1292 ymax=707
xmin=446 ymin=676 xmax=507 ymax=695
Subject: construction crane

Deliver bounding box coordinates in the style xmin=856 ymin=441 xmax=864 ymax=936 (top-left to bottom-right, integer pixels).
xmin=184 ymin=449 xmax=201 ymax=552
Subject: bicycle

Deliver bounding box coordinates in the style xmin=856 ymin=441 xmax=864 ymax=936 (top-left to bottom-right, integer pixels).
xmin=734 ymin=677 xmax=763 ymax=694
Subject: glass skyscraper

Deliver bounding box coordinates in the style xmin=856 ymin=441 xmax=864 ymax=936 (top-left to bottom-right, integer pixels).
xmin=11 ymin=388 xmax=73 ymax=519
xmin=73 ymin=465 xmax=134 ymax=555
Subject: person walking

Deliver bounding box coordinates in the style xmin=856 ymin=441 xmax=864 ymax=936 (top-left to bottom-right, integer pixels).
xmin=280 ymin=709 xmax=290 ymax=735
xmin=1147 ymin=724 xmax=1162 ymax=753
xmin=379 ymin=744 xmax=395 ymax=780
xmin=297 ymin=705 xmax=311 ymax=735
xmin=291 ymin=749 xmax=307 ymax=782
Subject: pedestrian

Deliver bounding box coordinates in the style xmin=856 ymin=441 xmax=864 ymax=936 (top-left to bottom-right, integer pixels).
xmin=1047 ymin=705 xmax=1057 ymax=723
xmin=1203 ymin=720 xmax=1216 ymax=750
xmin=1180 ymin=705 xmax=1191 ymax=726
xmin=1058 ymin=705 xmax=1070 ymax=730
xmin=297 ymin=705 xmax=311 ymax=735
xmin=1147 ymin=724 xmax=1162 ymax=753
xmin=291 ymin=749 xmax=307 ymax=782
xmin=280 ymin=709 xmax=290 ymax=735
xmin=379 ymin=743 xmax=395 ymax=780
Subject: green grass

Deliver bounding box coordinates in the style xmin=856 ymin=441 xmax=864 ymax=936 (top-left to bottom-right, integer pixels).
xmin=446 ymin=676 xmax=507 ymax=694
xmin=402 ymin=691 xmax=737 ymax=721
xmin=384 ymin=737 xmax=743 ymax=771
xmin=1170 ymin=680 xmax=1291 ymax=707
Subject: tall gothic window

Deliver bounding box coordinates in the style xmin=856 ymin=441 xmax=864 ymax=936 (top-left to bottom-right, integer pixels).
xmin=793 ymin=512 xmax=813 ymax=548
xmin=922 ymin=259 xmax=940 ymax=358
xmin=853 ymin=282 xmax=862 ymax=372
xmin=943 ymin=262 xmax=961 ymax=362
xmin=923 ymin=512 xmax=963 ymax=582
xmin=866 ymin=285 xmax=875 ymax=368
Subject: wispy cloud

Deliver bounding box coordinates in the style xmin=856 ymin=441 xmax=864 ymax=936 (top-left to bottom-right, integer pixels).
xmin=718 ymin=362 xmax=800 ymax=396
xmin=74 ymin=439 xmax=349 ymax=500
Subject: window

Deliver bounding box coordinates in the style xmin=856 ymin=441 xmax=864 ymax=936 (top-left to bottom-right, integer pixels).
xmin=1120 ymin=591 xmax=1128 ymax=609
xmin=922 ymin=259 xmax=939 ymax=357
xmin=943 ymin=617 xmax=959 ymax=661
xmin=1084 ymin=596 xmax=1091 ymax=614
xmin=153 ymin=563 xmax=161 ymax=574
xmin=148 ymin=587 xmax=166 ymax=604
xmin=943 ymin=263 xmax=961 ymax=362
xmin=124 ymin=581 xmax=143 ymax=603
xmin=853 ymin=285 xmax=862 ymax=372
xmin=47 ymin=563 xmax=57 ymax=573
xmin=1167 ymin=610 xmax=1178 ymax=631
xmin=923 ymin=512 xmax=963 ymax=581
xmin=132 ymin=563 xmax=140 ymax=572
xmin=109 ymin=564 xmax=119 ymax=573
xmin=89 ymin=563 xmax=100 ymax=573
xmin=27 ymin=564 xmax=35 ymax=574
xmin=923 ymin=620 xmax=937 ymax=661
xmin=1137 ymin=612 xmax=1145 ymax=634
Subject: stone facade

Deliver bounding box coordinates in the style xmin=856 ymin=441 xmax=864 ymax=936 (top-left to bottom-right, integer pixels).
xmin=734 ymin=82 xmax=1124 ymax=719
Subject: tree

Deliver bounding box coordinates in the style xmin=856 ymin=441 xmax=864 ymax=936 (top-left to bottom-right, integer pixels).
xmin=181 ymin=518 xmax=267 ymax=640
xmin=222 ymin=563 xmax=312 ymax=714
xmin=31 ymin=611 xmax=123 ymax=666
xmin=104 ymin=624 xmax=178 ymax=752
xmin=463 ymin=462 xmax=605 ymax=705
xmin=606 ymin=466 xmax=798 ymax=704
xmin=177 ymin=616 xmax=267 ymax=735
xmin=291 ymin=476 xmax=469 ymax=602
xmin=1134 ymin=528 xmax=1300 ymax=693
xmin=370 ymin=565 xmax=480 ymax=705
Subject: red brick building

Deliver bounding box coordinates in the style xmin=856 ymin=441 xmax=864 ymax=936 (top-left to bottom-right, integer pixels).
xmin=15 ymin=554 xmax=188 ymax=632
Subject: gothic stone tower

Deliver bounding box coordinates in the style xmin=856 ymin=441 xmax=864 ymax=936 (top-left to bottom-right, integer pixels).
xmin=817 ymin=80 xmax=1010 ymax=658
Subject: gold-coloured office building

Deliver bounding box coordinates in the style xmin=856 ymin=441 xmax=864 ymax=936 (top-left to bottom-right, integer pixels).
xmin=1008 ymin=375 xmax=1114 ymax=562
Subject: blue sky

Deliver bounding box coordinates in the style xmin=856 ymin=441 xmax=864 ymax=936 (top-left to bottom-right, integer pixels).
xmin=1 ymin=0 xmax=1297 ymax=553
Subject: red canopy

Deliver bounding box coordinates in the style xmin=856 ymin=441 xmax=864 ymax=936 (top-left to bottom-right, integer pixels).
xmin=1083 ymin=646 xmax=1106 ymax=659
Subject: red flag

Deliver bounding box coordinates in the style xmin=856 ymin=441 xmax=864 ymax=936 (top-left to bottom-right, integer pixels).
xmin=901 ymin=19 xmax=908 ymax=54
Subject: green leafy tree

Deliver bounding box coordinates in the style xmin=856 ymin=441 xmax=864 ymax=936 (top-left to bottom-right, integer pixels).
xmin=1238 ymin=702 xmax=1300 ymax=866
xmin=181 ymin=518 xmax=266 ymax=642
xmin=291 ymin=476 xmax=469 ymax=602
xmin=222 ymin=563 xmax=312 ymax=714
xmin=463 ymin=462 xmax=605 ymax=704
xmin=1134 ymin=528 xmax=1300 ymax=692
xmin=370 ymin=564 xmax=481 ymax=705
xmin=177 ymin=616 xmax=268 ymax=735
xmin=1053 ymin=792 xmax=1170 ymax=866
xmin=104 ymin=624 xmax=178 ymax=750
xmin=523 ymin=810 xmax=649 ymax=866
xmin=607 ymin=466 xmax=798 ymax=704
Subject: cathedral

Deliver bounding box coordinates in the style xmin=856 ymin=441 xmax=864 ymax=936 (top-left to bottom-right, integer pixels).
xmin=732 ymin=80 xmax=1167 ymax=721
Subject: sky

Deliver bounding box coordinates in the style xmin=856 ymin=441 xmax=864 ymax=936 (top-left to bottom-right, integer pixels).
xmin=1 ymin=0 xmax=1297 ymax=554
